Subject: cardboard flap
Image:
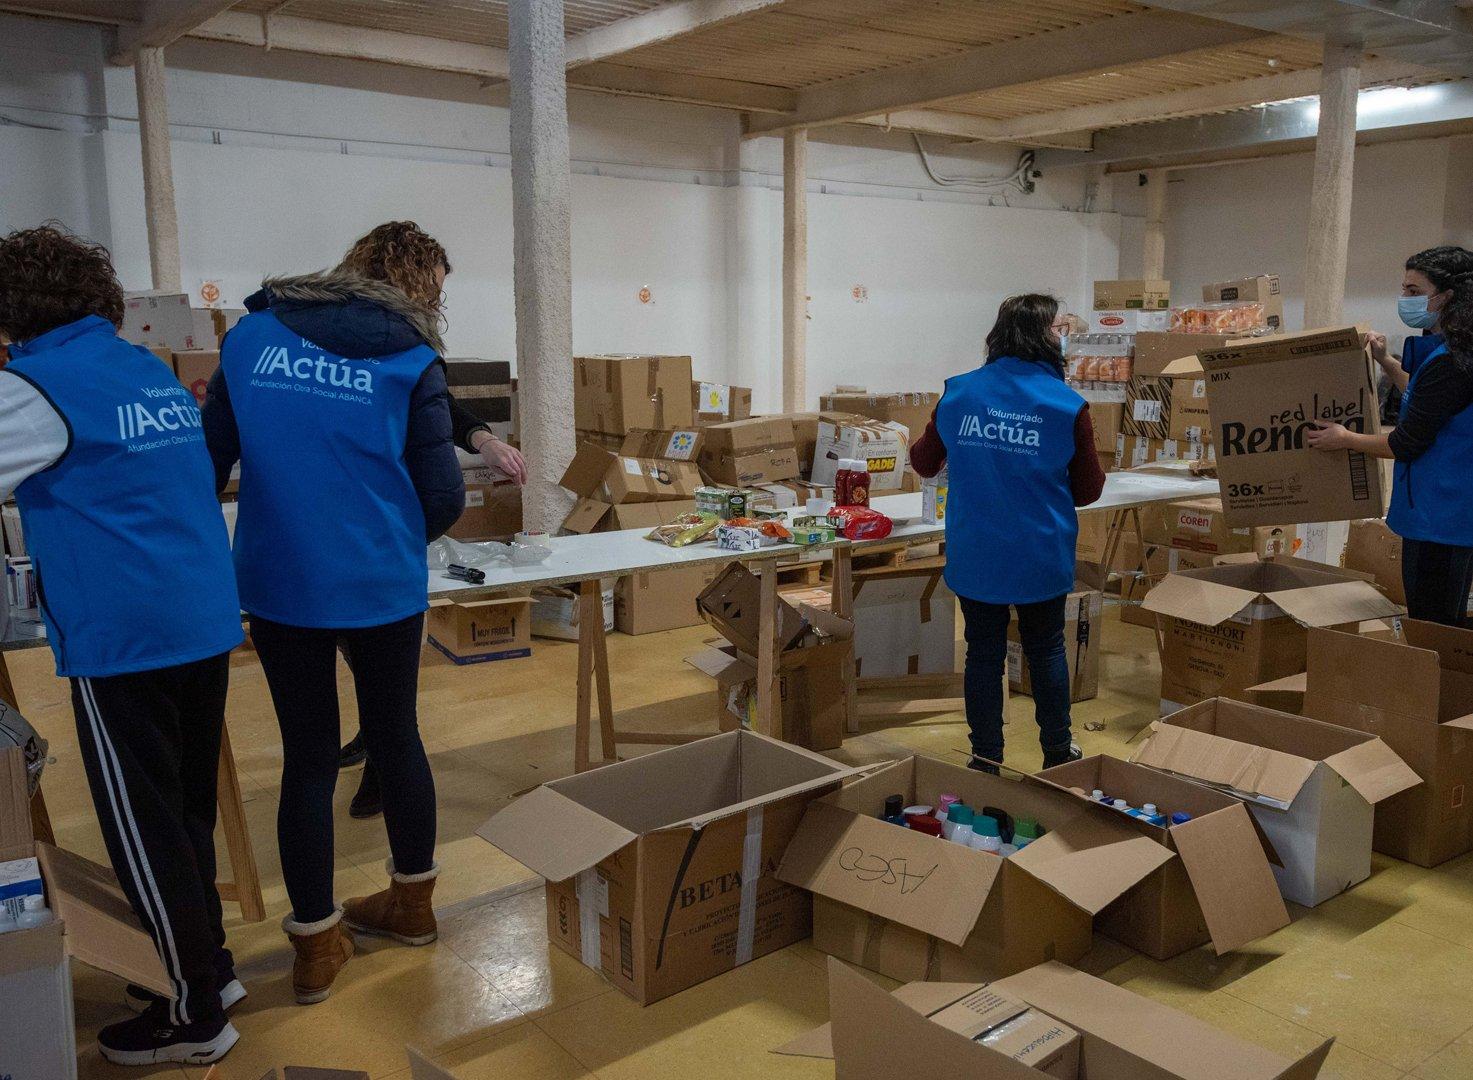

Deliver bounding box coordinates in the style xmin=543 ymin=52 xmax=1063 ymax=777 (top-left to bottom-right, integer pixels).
xmin=475 ymin=786 xmax=639 ymax=883
xmin=406 ymin=1047 xmax=456 ymax=1080
xmin=826 ymin=959 xmax=1038 ymax=1080
xmin=661 ymin=760 xmax=879 ymax=832
xmin=1169 ymin=806 xmax=1288 ymax=953
xmin=776 ymin=801 xmax=999 ymax=947
xmin=1007 ymin=812 xmax=1174 ymax=915
xmin=1141 ymin=573 xmax=1252 ymax=626
xmin=1271 ymin=1039 xmax=1336 ymax=1080
xmin=1130 ymin=723 xmax=1317 ymax=808
xmin=1322 ymin=737 xmax=1423 ymax=804
xmin=1268 ymin=580 xmax=1403 ymax=627
xmin=0 ymin=747 xmax=31 ymax=862
xmin=36 ymin=842 xmax=173 ymax=996
xmin=1445 ymin=715 xmax=1473 ymax=733
xmin=561 ymin=497 xmax=612 ymax=535
xmin=1247 ymin=672 xmax=1308 ymax=695
xmin=773 ymin=980 xmax=977 ymax=1058
xmin=1161 ymin=354 xmax=1205 ymax=377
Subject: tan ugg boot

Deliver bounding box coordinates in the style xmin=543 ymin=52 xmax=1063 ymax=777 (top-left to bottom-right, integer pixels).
xmin=343 ymin=861 xmax=439 ymax=946
xmin=284 ymin=908 xmax=355 ymax=1005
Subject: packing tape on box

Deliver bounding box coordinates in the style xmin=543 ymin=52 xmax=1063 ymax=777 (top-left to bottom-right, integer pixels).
xmin=734 ymin=805 xmax=764 ymax=966
xmin=576 ymin=868 xmax=605 ymax=970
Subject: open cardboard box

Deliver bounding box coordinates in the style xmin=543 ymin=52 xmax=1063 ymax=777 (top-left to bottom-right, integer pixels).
xmin=776 ymin=754 xmax=1176 ymax=984
xmin=1036 ymin=754 xmax=1288 ymax=960
xmin=1302 ymin=621 xmax=1473 ymax=867
xmin=785 ymin=958 xmax=1331 ymax=1079
xmin=558 ymin=443 xmax=702 ymax=534
xmin=1142 ymin=556 xmax=1403 ymax=713
xmin=477 ymin=731 xmax=874 ymax=1004
xmin=696 ymin=562 xmax=810 ymax=656
xmin=1131 ymin=698 xmax=1421 ymax=907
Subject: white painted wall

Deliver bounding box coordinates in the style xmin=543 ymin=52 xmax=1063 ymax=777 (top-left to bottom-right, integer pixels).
xmin=0 ymin=11 xmax=1116 ymax=413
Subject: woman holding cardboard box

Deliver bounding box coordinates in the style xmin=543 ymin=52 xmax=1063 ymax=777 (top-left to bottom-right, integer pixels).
xmin=1310 ymin=273 xmax=1473 ymax=626
xmin=911 ymin=294 xmax=1105 ymax=772
xmin=203 ymin=221 xmax=464 ymax=1004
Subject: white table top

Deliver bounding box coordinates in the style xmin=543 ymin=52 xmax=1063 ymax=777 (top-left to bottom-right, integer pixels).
xmin=427 ymin=470 xmax=1220 ymax=601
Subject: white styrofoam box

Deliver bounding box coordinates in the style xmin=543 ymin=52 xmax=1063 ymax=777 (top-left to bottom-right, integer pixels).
xmin=0 ymin=919 xmax=78 ymax=1080
xmin=1245 ymin=767 xmax=1376 ymax=908
xmin=849 ymin=569 xmax=956 ymax=679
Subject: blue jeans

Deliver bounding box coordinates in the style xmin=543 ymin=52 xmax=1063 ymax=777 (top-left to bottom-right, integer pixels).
xmin=960 ymin=594 xmax=1072 ymax=765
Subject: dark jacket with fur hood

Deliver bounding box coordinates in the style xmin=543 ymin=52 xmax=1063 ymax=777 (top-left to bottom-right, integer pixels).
xmin=201 ymin=269 xmax=466 ymax=543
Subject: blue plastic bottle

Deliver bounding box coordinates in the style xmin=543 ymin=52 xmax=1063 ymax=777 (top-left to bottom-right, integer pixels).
xmin=1170 ymin=811 xmax=1192 ymax=826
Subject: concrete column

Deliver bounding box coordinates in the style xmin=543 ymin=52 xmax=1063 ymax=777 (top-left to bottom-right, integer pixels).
xmin=1141 ymin=170 xmax=1167 ymax=281
xmin=1303 ymin=39 xmax=1361 ymax=329
xmin=782 ymin=128 xmax=808 ymax=412
xmin=508 ymin=0 xmax=576 ymax=533
xmin=134 ymin=47 xmax=181 ymax=293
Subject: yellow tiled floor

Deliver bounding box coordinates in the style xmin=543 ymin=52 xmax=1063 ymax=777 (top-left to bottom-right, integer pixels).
xmin=17 ymin=606 xmax=1473 ymax=1078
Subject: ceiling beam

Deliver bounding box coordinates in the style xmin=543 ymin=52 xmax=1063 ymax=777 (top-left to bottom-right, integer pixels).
xmin=186 ymin=9 xmax=511 ymax=80
xmin=570 ymin=61 xmax=795 ymax=112
xmin=991 ymin=57 xmax=1428 ymax=142
xmin=110 ymin=0 xmax=237 ymax=64
xmin=1032 ymin=79 xmax=1473 ymax=171
xmin=849 ymin=110 xmax=1092 ymax=150
xmin=743 ymin=11 xmax=1264 ymax=136
xmin=563 ymin=0 xmax=787 ymax=68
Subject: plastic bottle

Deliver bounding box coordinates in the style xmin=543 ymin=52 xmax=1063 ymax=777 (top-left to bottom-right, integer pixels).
xmin=969 ymin=814 xmax=1002 ymax=854
xmin=1111 ymin=798 xmax=1131 ymax=813
xmin=833 ymin=460 xmax=853 ymax=506
xmin=982 ymin=806 xmax=1012 ymax=844
xmin=909 ymin=814 xmax=944 ymax=837
xmin=1012 ymin=819 xmax=1042 ymax=849
xmin=1091 ymin=789 xmax=1108 ymax=803
xmin=944 ymin=804 xmax=975 ymax=846
xmin=1141 ymin=803 xmax=1167 ymax=827
xmin=846 ymin=459 xmax=871 ymax=508
xmin=998 ymin=843 xmax=1019 ymax=858
xmin=1170 ymin=812 xmax=1193 ymax=826
xmin=15 ymin=894 xmax=50 ymax=930
xmin=882 ymin=794 xmax=908 ymax=826
xmin=935 ymin=794 xmax=961 ymax=823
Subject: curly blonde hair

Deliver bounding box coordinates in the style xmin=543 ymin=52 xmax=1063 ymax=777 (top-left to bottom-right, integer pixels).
xmin=337 ymin=221 xmax=452 ymax=311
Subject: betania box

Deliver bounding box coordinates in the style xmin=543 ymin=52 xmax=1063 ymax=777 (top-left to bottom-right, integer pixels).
xmin=477 ymin=731 xmax=867 ymax=1004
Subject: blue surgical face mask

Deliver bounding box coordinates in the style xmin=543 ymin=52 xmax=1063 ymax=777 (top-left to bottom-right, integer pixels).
xmin=1399 ymin=294 xmax=1438 ymax=329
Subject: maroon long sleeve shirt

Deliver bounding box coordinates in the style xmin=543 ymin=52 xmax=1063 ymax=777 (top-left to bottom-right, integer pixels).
xmin=910 ymin=404 xmax=1107 ymax=507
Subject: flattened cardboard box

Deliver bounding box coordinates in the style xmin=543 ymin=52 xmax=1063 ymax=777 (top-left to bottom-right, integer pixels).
xmin=793 ymin=957 xmax=1332 ymax=1080
xmin=1187 ymin=327 xmax=1385 ymax=526
xmin=1143 ymin=557 xmax=1402 ymax=712
xmin=1132 ymin=697 xmax=1420 ymax=907
xmin=1302 ymin=621 xmax=1473 ymax=867
xmin=477 ymin=731 xmax=867 ymax=1004
xmin=574 ymin=354 xmax=694 ymax=436
xmin=778 ymin=754 xmax=1176 ymax=984
xmin=697 ymin=417 xmax=800 ymax=486
xmin=1036 ymin=754 xmax=1289 ymax=960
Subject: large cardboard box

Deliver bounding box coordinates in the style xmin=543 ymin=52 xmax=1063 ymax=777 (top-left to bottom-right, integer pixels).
xmin=1009 ymin=583 xmax=1101 ymax=703
xmin=849 ymin=565 xmax=956 ymax=679
xmin=1087 ymin=401 xmax=1124 ymax=452
xmin=1150 ymin=497 xmax=1299 ymax=559
xmin=574 ymin=354 xmax=694 ymax=436
xmin=620 ymin=427 xmax=702 ymax=462
xmin=793 ymin=958 xmax=1332 ymax=1080
xmin=811 ymin=414 xmax=908 ymax=491
xmin=1302 ymin=622 xmax=1473 ymax=867
xmin=1094 ymin=279 xmax=1171 ymax=310
xmin=697 ymin=417 xmax=800 ymax=486
xmin=121 ymin=292 xmax=206 ymax=352
xmin=1132 ymin=331 xmax=1235 ymax=378
xmin=603 ymin=500 xmax=697 ymax=532
xmin=615 ymin=563 xmax=718 ymax=635
xmin=1164 ymin=365 xmax=1211 ymax=443
xmin=1204 ymin=274 xmax=1284 ymax=333
xmin=476 ymin=731 xmax=864 ymax=1004
xmin=779 ymin=754 xmax=1176 ymax=983
xmin=559 ymin=443 xmax=703 ymax=534
xmin=1143 ymin=557 xmax=1402 ymax=712
xmin=1132 ymin=698 xmax=1420 ymax=907
xmin=172 ymin=349 xmax=218 ymax=407
xmin=817 ymin=391 xmax=938 ymax=443
xmin=1114 ymin=434 xmax=1213 ymax=470
xmin=444 ymin=359 xmax=512 ymax=426
xmin=692 ymin=381 xmax=752 ymax=425
xmin=1343 ymin=517 xmax=1405 ymax=605
xmin=427 ymin=598 xmax=532 ymax=663
xmin=1189 ymin=327 xmax=1385 ymax=526
xmin=692 ymin=632 xmax=852 ymax=752
xmin=1036 ymin=754 xmax=1289 ymax=959
xmin=1120 ymin=375 xmax=1171 ymax=440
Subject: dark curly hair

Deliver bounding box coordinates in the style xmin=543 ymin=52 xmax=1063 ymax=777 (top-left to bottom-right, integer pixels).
xmin=1406 ymin=246 xmax=1473 ymax=293
xmin=1434 ymin=273 xmax=1473 ymax=359
xmin=0 ymin=224 xmax=125 ymax=345
xmin=338 ymin=221 xmax=452 ymax=311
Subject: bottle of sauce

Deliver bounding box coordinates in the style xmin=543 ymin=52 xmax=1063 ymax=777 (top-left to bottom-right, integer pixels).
xmin=847 ymin=458 xmax=871 ymax=508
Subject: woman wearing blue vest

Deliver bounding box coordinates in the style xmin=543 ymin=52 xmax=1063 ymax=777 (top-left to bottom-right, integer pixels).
xmin=1311 ymin=276 xmax=1473 ymax=626
xmin=1371 ymin=246 xmax=1473 ymax=425
xmin=0 ymin=227 xmax=245 ymax=1064
xmin=204 ymin=222 xmax=463 ymax=1004
xmin=911 ymin=294 xmax=1105 ymax=772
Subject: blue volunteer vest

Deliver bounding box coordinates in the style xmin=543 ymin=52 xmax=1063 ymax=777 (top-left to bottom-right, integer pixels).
xmin=220 ymin=311 xmax=436 ymax=628
xmin=936 ymin=356 xmax=1083 ymax=604
xmin=7 ymin=316 xmax=242 ymax=677
xmin=1402 ymin=333 xmax=1445 ymax=379
xmin=1387 ymin=344 xmax=1473 ymax=547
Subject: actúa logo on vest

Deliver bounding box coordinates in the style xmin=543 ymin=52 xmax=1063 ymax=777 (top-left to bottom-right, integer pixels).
xmin=957 ymin=408 xmax=1043 ymax=450
xmin=117 ymin=386 xmax=202 ymax=443
xmin=251 ymin=345 xmax=375 ymax=393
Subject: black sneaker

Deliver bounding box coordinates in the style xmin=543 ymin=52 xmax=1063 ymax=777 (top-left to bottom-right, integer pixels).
xmin=126 ymin=973 xmax=246 ymax=1014
xmin=968 ymin=759 xmax=1001 ymax=775
xmin=98 ymin=1000 xmax=239 ymax=1066
xmin=339 ymin=732 xmax=367 ymax=769
xmin=1041 ymin=743 xmax=1084 ymax=770
xmin=349 ymin=759 xmax=383 ymax=819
